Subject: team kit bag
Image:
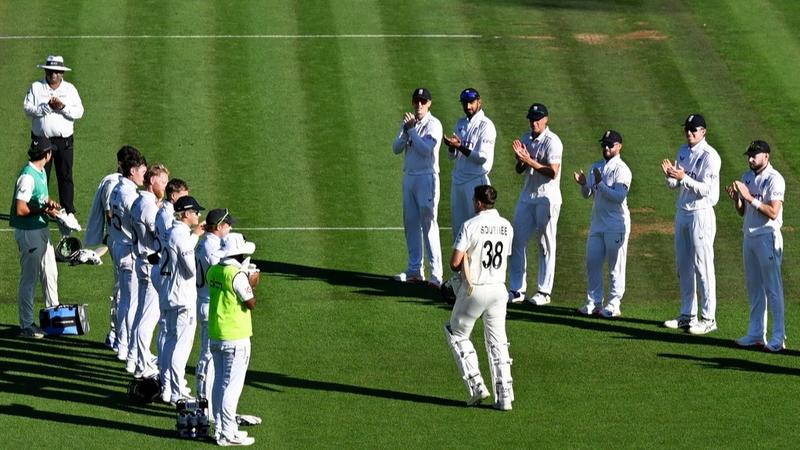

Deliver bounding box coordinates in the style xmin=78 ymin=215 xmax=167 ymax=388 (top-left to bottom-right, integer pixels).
xmin=39 ymin=304 xmax=90 ymax=335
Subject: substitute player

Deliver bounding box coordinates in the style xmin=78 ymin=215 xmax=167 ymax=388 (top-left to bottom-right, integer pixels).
xmin=726 ymin=140 xmax=786 ymax=352
xmin=573 ymin=130 xmax=632 ymax=318
xmin=508 ymin=103 xmax=562 ymax=306
xmin=10 ymin=138 xmax=61 ymax=338
xmin=209 ymin=233 xmax=258 ymax=446
xmin=160 ymin=195 xmax=204 ymax=403
xmin=444 ymin=185 xmax=514 ymax=411
xmin=130 ymin=164 xmax=169 ymax=378
xmin=109 ymin=151 xmax=148 ymax=365
xmin=391 ymin=87 xmax=444 ymax=287
xmin=661 ymin=114 xmax=721 ymax=335
xmin=443 ymin=88 xmax=496 ymax=241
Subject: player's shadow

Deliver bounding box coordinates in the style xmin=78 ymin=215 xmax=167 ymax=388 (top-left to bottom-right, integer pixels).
xmin=658 ymin=353 xmax=800 ymax=376
xmin=252 ymin=259 xmax=447 ymax=305
xmin=506 ymin=305 xmax=800 ymax=355
xmin=244 ymin=369 xmax=464 ymax=408
xmin=0 ymin=324 xmax=171 ymax=420
xmin=0 ymin=404 xmax=181 ymax=439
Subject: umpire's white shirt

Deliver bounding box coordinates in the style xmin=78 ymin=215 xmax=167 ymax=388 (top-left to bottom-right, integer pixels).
xmin=581 ymin=155 xmax=632 ymax=233
xmin=450 ymin=110 xmax=496 ymax=184
xmin=518 ymin=127 xmax=563 ymax=205
xmin=742 ymin=163 xmax=784 ymax=236
xmin=667 ymin=138 xmax=721 ymax=210
xmin=392 ymin=112 xmax=442 ymax=175
xmin=162 ymin=221 xmax=199 ymax=309
xmin=23 ymin=79 xmax=84 ymax=138
xmin=108 ymin=177 xmax=140 ymax=246
xmin=454 ymin=209 xmax=513 ymax=286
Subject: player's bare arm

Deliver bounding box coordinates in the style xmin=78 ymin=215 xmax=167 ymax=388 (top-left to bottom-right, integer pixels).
xmin=444 ymin=133 xmax=470 ymax=156
xmin=450 ymin=249 xmax=465 ymax=272
xmin=726 ymin=182 xmax=745 ymax=216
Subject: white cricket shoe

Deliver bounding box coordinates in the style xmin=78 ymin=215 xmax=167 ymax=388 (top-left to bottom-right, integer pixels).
xmin=688 ymin=318 xmax=717 ymax=335
xmin=125 ymin=359 xmax=136 ymax=374
xmin=663 ymin=315 xmax=696 ymax=330
xmin=393 ymin=272 xmax=424 ymax=283
xmin=508 ymin=291 xmax=525 ymax=304
xmin=428 ymin=279 xmax=442 ymax=289
xmin=764 ymin=340 xmax=786 ymax=353
xmin=528 ymin=292 xmax=551 ymax=306
xmin=577 ymin=304 xmax=597 ymax=316
xmin=467 ymin=383 xmax=490 ymax=406
xmin=217 ymin=434 xmax=255 ymax=447
xmin=599 ymin=305 xmax=621 ymax=319
xmin=735 ymin=335 xmax=764 ymax=348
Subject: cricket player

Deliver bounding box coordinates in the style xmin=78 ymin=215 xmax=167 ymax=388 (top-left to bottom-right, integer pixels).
xmin=10 ymin=138 xmax=61 ymax=338
xmin=661 ymin=114 xmax=721 ymax=335
xmin=154 ymin=178 xmax=189 ymax=400
xmin=573 ymin=130 xmax=632 ymax=318
xmin=196 ymin=209 xmax=236 ymax=401
xmin=108 ymin=151 xmax=148 ymax=365
xmin=726 ymin=140 xmax=786 ymax=352
xmin=444 ymin=185 xmax=514 ymax=411
xmin=130 ymin=164 xmax=169 ymax=378
xmin=209 ymin=233 xmax=258 ymax=446
xmin=84 ymin=145 xmax=143 ymax=349
xmin=391 ymin=87 xmax=444 ymax=287
xmin=443 ymin=88 xmax=496 ymax=241
xmin=160 ymin=195 xmax=204 ymax=403
xmin=508 ymin=103 xmax=563 ymax=306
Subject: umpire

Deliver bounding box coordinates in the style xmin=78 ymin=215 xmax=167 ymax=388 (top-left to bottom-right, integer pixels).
xmin=23 ymin=55 xmax=84 ymax=219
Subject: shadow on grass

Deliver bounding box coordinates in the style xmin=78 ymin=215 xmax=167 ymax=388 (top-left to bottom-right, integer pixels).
xmin=0 ymin=404 xmax=181 ymax=439
xmin=253 ymin=259 xmax=449 ymax=306
xmin=0 ymin=324 xmax=172 ymax=422
xmin=506 ymin=305 xmax=800 ymax=355
xmin=658 ymin=353 xmax=800 ymax=376
xmin=244 ymin=369 xmax=464 ymax=408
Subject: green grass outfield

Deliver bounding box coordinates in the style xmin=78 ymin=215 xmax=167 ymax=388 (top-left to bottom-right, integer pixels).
xmin=2 ymin=0 xmax=800 ymax=448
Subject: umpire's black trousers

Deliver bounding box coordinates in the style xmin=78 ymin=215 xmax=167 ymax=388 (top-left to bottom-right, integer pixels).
xmin=32 ymin=132 xmax=76 ymax=214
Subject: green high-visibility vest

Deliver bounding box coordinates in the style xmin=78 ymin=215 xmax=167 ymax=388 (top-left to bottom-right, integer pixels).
xmin=208 ymin=263 xmax=252 ymax=341
xmin=9 ymin=164 xmax=49 ymax=230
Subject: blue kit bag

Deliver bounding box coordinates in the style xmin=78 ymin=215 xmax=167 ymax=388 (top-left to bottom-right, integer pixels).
xmin=39 ymin=304 xmax=90 ymax=335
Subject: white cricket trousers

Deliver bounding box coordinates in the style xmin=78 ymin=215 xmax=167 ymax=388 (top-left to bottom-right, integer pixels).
xmin=112 ymin=241 xmax=139 ymax=360
xmin=161 ymin=305 xmax=197 ymax=402
xmin=509 ymin=200 xmax=560 ymax=295
xmin=133 ymin=258 xmax=160 ymax=374
xmin=585 ymin=231 xmax=629 ymax=309
xmin=196 ymin=302 xmax=215 ymax=399
xmin=674 ymin=208 xmax=716 ymax=320
xmin=450 ymin=174 xmax=490 ymax=242
xmin=15 ymin=228 xmax=59 ymax=328
xmin=211 ymin=338 xmax=251 ymax=441
xmin=448 ymin=284 xmax=509 ymax=351
xmin=743 ymin=232 xmax=785 ymax=344
xmin=402 ymin=173 xmax=443 ymax=282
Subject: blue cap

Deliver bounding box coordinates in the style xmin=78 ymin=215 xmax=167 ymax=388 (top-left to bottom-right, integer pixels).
xmin=460 ymin=88 xmax=480 ymax=103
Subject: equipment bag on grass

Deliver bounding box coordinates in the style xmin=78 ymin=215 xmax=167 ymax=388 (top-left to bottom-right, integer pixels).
xmin=39 ymin=304 xmax=90 ymax=335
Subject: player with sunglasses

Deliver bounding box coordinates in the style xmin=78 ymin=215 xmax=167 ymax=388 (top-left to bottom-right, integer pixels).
xmin=391 ymin=87 xmax=444 ymax=288
xmin=661 ymin=114 xmax=721 ymax=335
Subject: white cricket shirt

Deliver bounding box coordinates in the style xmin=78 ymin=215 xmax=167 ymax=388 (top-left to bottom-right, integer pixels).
xmin=392 ymin=112 xmax=442 ymax=175
xmin=518 ymin=127 xmax=563 ymax=204
xmin=454 ymin=209 xmax=513 ymax=286
xmin=162 ymin=221 xmax=199 ymax=309
xmin=742 ymin=163 xmax=784 ymax=237
xmin=450 ymin=109 xmax=496 ymax=184
xmin=667 ymin=138 xmax=721 ymax=211
xmin=581 ymin=155 xmax=632 ymax=233
xmin=108 ymin=177 xmax=140 ymax=245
